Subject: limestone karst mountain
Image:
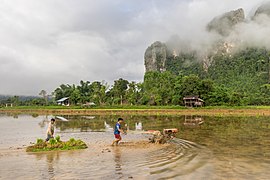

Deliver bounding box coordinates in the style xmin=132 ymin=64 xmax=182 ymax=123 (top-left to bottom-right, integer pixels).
xmin=144 ymin=41 xmax=168 ymax=72
xmin=207 ymin=8 xmax=245 ymax=36
xmin=144 ymin=4 xmax=270 ymax=74
xmin=254 ymin=2 xmax=270 ymax=18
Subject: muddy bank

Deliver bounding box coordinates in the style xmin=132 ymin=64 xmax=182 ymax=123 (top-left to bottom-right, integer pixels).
xmin=0 ymin=136 xmax=211 ymax=179
xmin=0 ymin=132 xmax=177 ymax=179
xmin=1 ymin=114 xmax=270 ymax=179
xmin=0 ymin=113 xmax=209 ymax=179
xmin=1 ymin=108 xmax=270 ymax=116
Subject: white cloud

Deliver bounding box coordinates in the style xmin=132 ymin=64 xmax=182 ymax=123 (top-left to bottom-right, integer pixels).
xmin=0 ymin=0 xmax=267 ymax=95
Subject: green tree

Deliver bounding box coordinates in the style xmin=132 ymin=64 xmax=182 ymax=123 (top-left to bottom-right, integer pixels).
xmin=126 ymin=81 xmax=138 ymax=105
xmin=143 ymin=71 xmax=175 ymax=105
xmin=9 ymin=96 xmax=20 ymax=106
xmin=179 ymin=74 xmax=201 ymax=97
xmin=69 ymin=85 xmax=80 ymax=105
xmin=198 ymin=79 xmax=214 ymax=104
xmin=126 ymin=81 xmax=145 ymax=105
xmin=77 ymin=80 xmax=91 ymax=104
xmin=110 ymin=78 xmax=129 ymax=105
xmin=89 ymin=81 xmax=109 ymax=105
xmin=258 ymin=84 xmax=270 ymax=105
xmin=54 ymin=84 xmax=74 ymax=101
xmin=39 ymin=90 xmax=48 ymax=105
xmin=143 ymin=71 xmax=162 ymax=105
xmin=208 ymin=85 xmax=230 ymax=105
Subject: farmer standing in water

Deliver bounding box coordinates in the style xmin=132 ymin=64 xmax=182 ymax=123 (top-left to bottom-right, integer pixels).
xmin=112 ymin=118 xmax=125 ymax=146
xmin=46 ymin=118 xmax=55 ymax=142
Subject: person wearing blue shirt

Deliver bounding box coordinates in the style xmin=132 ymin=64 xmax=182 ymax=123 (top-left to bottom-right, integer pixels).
xmin=112 ymin=118 xmax=124 ymax=146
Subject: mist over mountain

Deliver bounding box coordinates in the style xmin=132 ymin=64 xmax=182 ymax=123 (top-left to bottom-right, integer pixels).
xmin=254 ymin=1 xmax=270 ymax=17
xmin=145 ymin=2 xmax=270 ymax=73
xmin=143 ymin=2 xmax=270 ymax=106
xmin=207 ymin=8 xmax=245 ymax=36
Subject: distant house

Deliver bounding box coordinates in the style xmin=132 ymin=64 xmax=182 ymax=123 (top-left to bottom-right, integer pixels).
xmin=57 ymin=97 xmax=70 ymax=106
xmin=5 ymin=103 xmax=13 ymax=107
xmin=183 ymin=96 xmax=204 ymax=107
xmin=82 ymin=102 xmax=96 ymax=107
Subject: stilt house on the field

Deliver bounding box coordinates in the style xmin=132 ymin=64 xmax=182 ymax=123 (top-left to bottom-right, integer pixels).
xmin=183 ymin=96 xmax=204 ymax=107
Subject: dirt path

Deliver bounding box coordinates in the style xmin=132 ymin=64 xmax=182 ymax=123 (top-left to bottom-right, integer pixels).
xmin=1 ymin=108 xmax=270 ymax=116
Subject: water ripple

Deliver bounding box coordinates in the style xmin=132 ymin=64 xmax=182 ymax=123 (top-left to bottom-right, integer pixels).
xmin=135 ymin=138 xmax=212 ymax=179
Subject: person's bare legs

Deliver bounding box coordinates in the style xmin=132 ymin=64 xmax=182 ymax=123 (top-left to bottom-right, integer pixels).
xmin=111 ymin=139 xmax=119 ymax=146
xmin=112 ymin=136 xmax=121 ymax=146
xmin=111 ymin=139 xmax=117 ymax=146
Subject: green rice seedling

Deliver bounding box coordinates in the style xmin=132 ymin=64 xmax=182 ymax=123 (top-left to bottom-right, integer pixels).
xmin=49 ymin=138 xmax=57 ymax=145
xmin=55 ymin=135 xmax=61 ymax=142
xmin=69 ymin=138 xmax=75 ymax=142
xmin=67 ymin=138 xmax=76 ymax=146
xmin=36 ymin=138 xmax=44 ymax=144
xmin=27 ymin=137 xmax=87 ymax=152
xmin=76 ymin=140 xmax=87 ymax=149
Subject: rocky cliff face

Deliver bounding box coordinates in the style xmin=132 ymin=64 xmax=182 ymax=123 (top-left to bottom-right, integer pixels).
xmin=144 ymin=5 xmax=266 ymax=73
xmin=144 ymin=41 xmax=168 ymax=72
xmin=207 ymin=8 xmax=245 ymax=36
xmin=254 ymin=2 xmax=270 ymax=18
xmin=144 ymin=9 xmax=244 ymax=72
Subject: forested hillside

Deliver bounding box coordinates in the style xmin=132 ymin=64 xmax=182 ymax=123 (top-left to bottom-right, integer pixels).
xmin=142 ymin=3 xmax=270 ymax=106
xmin=4 ymin=47 xmax=270 ymax=107
xmin=151 ymin=47 xmax=270 ymax=106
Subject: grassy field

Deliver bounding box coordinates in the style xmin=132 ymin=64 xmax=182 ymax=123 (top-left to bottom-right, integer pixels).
xmin=1 ymin=105 xmax=270 ymax=116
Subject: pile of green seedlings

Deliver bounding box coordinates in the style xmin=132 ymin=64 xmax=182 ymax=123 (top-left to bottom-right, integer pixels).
xmin=26 ymin=136 xmax=88 ymax=152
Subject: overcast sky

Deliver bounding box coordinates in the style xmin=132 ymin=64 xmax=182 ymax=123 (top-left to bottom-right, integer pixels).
xmin=0 ymin=0 xmax=265 ymax=95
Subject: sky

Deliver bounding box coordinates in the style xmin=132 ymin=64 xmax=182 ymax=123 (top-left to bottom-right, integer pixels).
xmin=0 ymin=0 xmax=266 ymax=95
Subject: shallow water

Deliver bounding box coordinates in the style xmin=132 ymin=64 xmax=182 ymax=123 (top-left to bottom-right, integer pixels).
xmin=0 ymin=113 xmax=270 ymax=179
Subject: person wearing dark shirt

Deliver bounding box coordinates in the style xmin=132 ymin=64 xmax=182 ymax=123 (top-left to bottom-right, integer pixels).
xmin=112 ymin=118 xmax=124 ymax=146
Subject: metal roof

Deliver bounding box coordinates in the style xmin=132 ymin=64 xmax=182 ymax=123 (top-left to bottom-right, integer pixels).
xmin=56 ymin=97 xmax=69 ymax=102
xmin=183 ymin=96 xmax=204 ymax=102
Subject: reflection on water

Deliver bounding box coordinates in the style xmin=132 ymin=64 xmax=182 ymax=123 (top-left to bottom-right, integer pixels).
xmin=135 ymin=122 xmax=143 ymax=131
xmin=113 ymin=147 xmax=123 ymax=178
xmin=47 ymin=153 xmax=56 ymax=179
xmin=1 ymin=113 xmax=270 ymax=179
xmin=184 ymin=115 xmax=204 ymax=128
xmin=104 ymin=121 xmax=113 ymax=131
xmin=34 ymin=152 xmax=60 ymax=179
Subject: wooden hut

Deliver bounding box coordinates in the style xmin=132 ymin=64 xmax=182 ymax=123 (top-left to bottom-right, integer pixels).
xmin=5 ymin=103 xmax=13 ymax=107
xmin=184 ymin=115 xmax=204 ymax=127
xmin=183 ymin=96 xmax=204 ymax=107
